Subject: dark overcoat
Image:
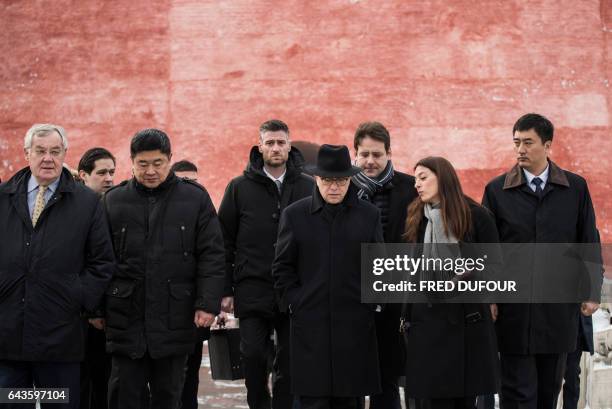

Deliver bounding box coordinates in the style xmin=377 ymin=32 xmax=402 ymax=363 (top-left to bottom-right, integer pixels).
xmin=373 ymin=170 xmax=418 ymax=376
xmin=218 ymin=147 xmax=313 ymax=318
xmin=403 ymin=203 xmax=501 ymax=398
xmin=103 ymin=173 xmax=225 ymax=359
xmin=482 ymin=160 xmax=600 ymax=354
xmin=272 ymin=184 xmax=383 ymax=397
xmin=0 ymin=167 xmax=115 ymax=362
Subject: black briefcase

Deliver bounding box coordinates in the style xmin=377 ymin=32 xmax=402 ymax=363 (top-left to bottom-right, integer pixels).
xmin=208 ymin=327 xmax=244 ymax=380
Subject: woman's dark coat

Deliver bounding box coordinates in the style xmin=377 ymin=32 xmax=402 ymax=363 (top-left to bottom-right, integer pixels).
xmin=272 ymin=184 xmax=383 ymax=397
xmin=0 ymin=167 xmax=115 ymax=362
xmin=373 ymin=170 xmax=418 ymax=376
xmin=403 ymin=204 xmax=501 ymax=398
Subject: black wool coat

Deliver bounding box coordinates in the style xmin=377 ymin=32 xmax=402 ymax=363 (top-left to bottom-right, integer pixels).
xmin=103 ymin=173 xmax=225 ymax=359
xmin=403 ymin=203 xmax=501 ymax=399
xmin=218 ymin=146 xmax=313 ymax=318
xmin=362 ymin=170 xmax=418 ymax=377
xmin=482 ymin=160 xmax=601 ymax=354
xmin=272 ymin=184 xmax=383 ymax=397
xmin=0 ymin=167 xmax=115 ymax=362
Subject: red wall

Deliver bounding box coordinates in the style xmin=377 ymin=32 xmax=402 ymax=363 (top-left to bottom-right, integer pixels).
xmin=1 ymin=0 xmax=611 ymax=240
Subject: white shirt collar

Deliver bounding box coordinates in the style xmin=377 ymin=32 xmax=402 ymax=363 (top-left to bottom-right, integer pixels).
xmin=263 ymin=167 xmax=286 ymax=184
xmin=523 ymin=164 xmax=549 ymax=191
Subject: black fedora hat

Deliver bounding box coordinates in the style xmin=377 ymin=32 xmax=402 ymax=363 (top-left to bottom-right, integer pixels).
xmin=305 ymin=144 xmax=361 ymax=177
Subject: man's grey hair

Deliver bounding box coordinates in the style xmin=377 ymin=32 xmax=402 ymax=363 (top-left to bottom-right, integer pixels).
xmin=24 ymin=123 xmax=68 ymax=150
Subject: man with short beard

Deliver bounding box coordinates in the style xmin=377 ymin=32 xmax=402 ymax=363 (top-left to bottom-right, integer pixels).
xmin=218 ymin=119 xmax=313 ymax=409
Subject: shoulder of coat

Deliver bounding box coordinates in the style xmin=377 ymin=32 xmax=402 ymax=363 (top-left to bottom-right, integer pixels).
xmin=226 ymin=174 xmax=254 ymax=190
xmin=562 ymin=169 xmax=587 ymax=187
xmin=104 ymin=179 xmax=129 ymax=197
xmin=285 ymin=196 xmax=311 ymax=213
xmin=485 ymin=173 xmax=506 ymax=190
xmin=393 ymin=170 xmax=415 ymax=183
xmin=178 ymin=178 xmax=211 ymax=196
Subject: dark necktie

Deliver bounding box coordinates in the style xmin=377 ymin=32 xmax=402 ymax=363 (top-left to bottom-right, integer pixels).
xmin=531 ymin=177 xmax=543 ymax=197
xmin=274 ymin=179 xmax=282 ymax=193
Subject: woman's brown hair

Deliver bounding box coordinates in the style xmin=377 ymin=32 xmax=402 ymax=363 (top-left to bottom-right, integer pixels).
xmin=403 ymin=156 xmax=473 ymax=242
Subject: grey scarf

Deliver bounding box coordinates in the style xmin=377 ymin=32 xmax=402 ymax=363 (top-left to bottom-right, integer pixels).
xmin=423 ymin=203 xmax=459 ymax=282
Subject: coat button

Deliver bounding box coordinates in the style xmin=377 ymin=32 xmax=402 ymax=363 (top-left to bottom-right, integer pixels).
xmin=26 ymin=242 xmax=30 ymax=246
xmin=272 ymin=213 xmax=278 ymax=219
xmin=112 ymin=288 xmax=119 ymax=295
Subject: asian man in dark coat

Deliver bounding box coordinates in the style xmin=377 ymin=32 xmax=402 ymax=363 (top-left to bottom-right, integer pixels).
xmin=482 ymin=113 xmax=601 ymax=409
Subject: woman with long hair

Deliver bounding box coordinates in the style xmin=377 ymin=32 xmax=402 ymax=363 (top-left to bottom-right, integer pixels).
xmin=402 ymin=156 xmax=501 ymax=409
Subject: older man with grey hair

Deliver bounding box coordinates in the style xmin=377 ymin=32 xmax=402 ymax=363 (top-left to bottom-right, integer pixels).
xmin=0 ymin=124 xmax=115 ymax=409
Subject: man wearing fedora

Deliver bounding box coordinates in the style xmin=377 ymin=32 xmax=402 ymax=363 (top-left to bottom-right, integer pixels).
xmin=272 ymin=144 xmax=383 ymax=409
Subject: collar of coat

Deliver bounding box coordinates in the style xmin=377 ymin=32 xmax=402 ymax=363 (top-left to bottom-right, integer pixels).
xmin=310 ymin=182 xmax=359 ymax=214
xmin=132 ymin=171 xmax=177 ymax=195
xmin=244 ymin=146 xmax=307 ymax=184
xmin=502 ymin=159 xmax=569 ymax=190
xmin=0 ymin=166 xmax=77 ymax=194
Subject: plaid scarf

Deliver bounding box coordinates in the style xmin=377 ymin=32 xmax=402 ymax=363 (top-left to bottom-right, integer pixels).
xmin=352 ymin=161 xmax=395 ymax=201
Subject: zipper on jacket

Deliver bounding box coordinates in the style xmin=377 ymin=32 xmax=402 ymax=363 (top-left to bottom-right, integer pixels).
xmin=179 ymin=224 xmax=187 ymax=259
xmin=119 ymin=225 xmax=127 ymax=262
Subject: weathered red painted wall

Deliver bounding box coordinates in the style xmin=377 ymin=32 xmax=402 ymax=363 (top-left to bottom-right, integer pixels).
xmin=1 ymin=0 xmax=611 ymax=239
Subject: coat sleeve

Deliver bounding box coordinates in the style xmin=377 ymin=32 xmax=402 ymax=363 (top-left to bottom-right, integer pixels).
xmin=272 ymin=209 xmax=300 ymax=313
xmin=576 ymin=181 xmax=603 ymax=303
xmin=481 ymin=184 xmax=495 ymax=214
xmin=371 ymin=211 xmax=386 ymax=311
xmin=81 ymin=198 xmax=116 ymax=312
xmin=471 ymin=206 xmax=503 ymax=290
xmin=193 ymin=191 xmax=226 ymax=315
xmin=217 ymin=180 xmax=238 ymax=297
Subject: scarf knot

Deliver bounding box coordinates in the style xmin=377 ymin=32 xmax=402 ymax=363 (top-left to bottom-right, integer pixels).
xmin=352 ymin=161 xmax=395 ymax=201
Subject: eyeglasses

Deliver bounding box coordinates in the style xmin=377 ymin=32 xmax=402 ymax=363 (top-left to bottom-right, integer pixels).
xmin=319 ymin=177 xmax=350 ymax=187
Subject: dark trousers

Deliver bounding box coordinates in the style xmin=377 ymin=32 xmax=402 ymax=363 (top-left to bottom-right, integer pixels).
xmin=108 ymin=352 xmax=187 ymax=409
xmin=416 ymin=397 xmax=476 ymax=409
xmin=369 ymin=374 xmax=400 ymax=409
xmin=500 ymin=353 xmax=566 ymax=409
xmin=0 ymin=360 xmax=80 ymax=409
xmin=81 ymin=325 xmax=111 ymax=409
xmin=563 ymin=334 xmax=585 ymax=409
xmin=240 ymin=314 xmax=292 ymax=409
xmin=181 ymin=328 xmax=210 ymax=409
xmin=299 ymin=396 xmax=359 ymax=409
